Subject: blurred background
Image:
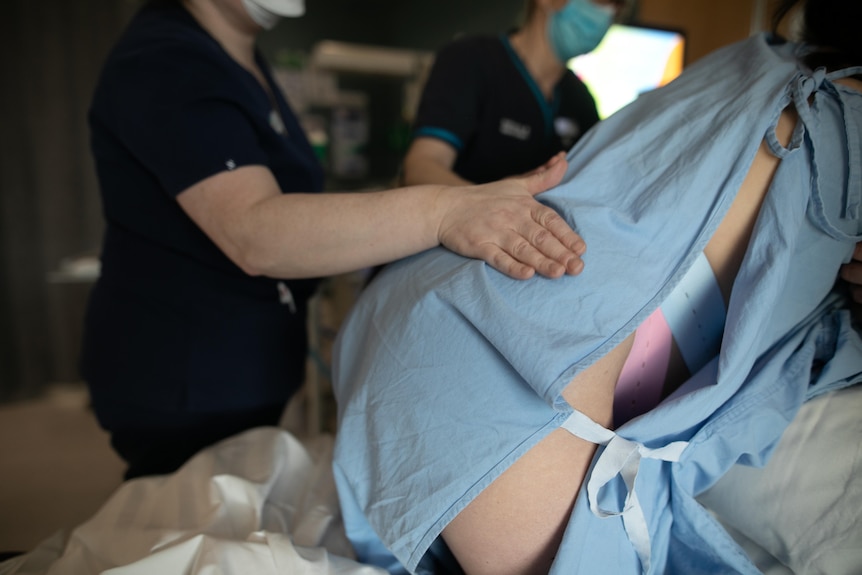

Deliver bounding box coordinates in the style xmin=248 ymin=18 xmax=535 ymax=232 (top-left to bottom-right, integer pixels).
xmin=0 ymin=0 xmax=770 ymax=402
xmin=0 ymin=0 xmax=769 ymax=554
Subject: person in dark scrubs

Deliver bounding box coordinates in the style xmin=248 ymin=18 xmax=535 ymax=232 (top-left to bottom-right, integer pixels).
xmin=83 ymin=0 xmax=588 ymax=479
xmin=402 ymin=0 xmax=626 ymax=186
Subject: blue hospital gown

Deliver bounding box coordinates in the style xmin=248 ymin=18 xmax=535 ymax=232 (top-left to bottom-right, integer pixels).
xmin=331 ymin=34 xmax=862 ymax=574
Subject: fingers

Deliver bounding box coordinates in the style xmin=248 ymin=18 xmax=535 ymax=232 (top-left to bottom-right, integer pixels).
xmin=478 ymin=246 xmax=538 ymax=280
xmin=516 ymin=213 xmax=586 ymax=277
xmin=841 ymin=260 xmax=862 ymax=285
xmin=467 ymin=212 xmax=586 ymax=280
xmin=514 ymin=156 xmax=587 ymax=276
xmin=471 ymin=238 xmax=565 ymax=280
xmin=437 ymin=165 xmax=585 ymax=280
xmin=533 ymin=203 xmax=587 ymax=258
xmin=521 ymin=151 xmax=567 ymax=179
xmin=512 ymin=233 xmax=584 ymax=278
xmin=841 ymin=263 xmax=862 ymax=303
xmin=841 ymin=244 xmax=861 ymax=333
xmin=524 ymin=153 xmax=568 ymax=197
xmin=840 ymin=242 xmax=862 ymax=303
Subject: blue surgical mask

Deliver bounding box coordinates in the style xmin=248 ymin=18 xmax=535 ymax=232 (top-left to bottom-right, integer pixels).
xmin=547 ymin=0 xmax=615 ymax=62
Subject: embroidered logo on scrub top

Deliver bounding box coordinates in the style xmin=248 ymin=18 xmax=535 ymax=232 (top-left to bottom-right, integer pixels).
xmin=269 ymin=109 xmax=287 ymax=135
xmin=499 ymin=118 xmax=531 ymax=140
xmin=554 ymin=116 xmax=581 ymax=148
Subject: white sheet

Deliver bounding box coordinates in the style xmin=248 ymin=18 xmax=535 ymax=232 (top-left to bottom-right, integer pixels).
xmin=2 ymin=385 xmax=859 ymax=575
xmin=0 ymin=428 xmax=384 ymax=575
xmin=698 ymin=385 xmax=862 ymax=575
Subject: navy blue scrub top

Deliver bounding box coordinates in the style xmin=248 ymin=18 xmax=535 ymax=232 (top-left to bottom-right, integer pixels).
xmin=83 ymin=0 xmax=324 ymax=416
xmin=412 ymin=34 xmax=600 ymax=184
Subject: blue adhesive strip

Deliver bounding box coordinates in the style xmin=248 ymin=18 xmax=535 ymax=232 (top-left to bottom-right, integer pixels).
xmin=659 ymin=253 xmax=727 ymax=374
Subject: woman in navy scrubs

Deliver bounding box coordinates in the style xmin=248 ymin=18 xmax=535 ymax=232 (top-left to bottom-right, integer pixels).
xmin=83 ymin=0 xmax=588 ymax=479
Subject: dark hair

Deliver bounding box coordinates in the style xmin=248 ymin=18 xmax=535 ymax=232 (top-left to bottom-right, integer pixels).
xmin=771 ymin=0 xmax=862 ymax=73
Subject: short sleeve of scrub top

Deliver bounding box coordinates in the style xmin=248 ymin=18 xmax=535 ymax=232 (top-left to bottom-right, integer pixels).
xmin=98 ymin=41 xmax=272 ymax=199
xmin=411 ymin=37 xmax=486 ymax=152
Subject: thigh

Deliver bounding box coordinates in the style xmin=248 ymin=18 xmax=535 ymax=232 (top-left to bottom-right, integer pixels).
xmin=442 ymin=427 xmax=600 ymax=575
xmin=442 ymin=336 xmax=634 ymax=575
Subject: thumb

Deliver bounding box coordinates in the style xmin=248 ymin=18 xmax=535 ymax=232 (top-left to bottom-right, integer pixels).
xmin=524 ymin=153 xmax=568 ymax=196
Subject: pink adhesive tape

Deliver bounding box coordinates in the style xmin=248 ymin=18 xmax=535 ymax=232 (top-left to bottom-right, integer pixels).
xmin=613 ymin=307 xmax=673 ymax=426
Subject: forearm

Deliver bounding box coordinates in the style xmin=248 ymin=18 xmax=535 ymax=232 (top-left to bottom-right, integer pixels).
xmin=402 ymin=158 xmax=472 ymax=187
xmin=238 ymin=186 xmax=449 ymax=278
xmin=179 ymin=159 xmax=584 ymax=282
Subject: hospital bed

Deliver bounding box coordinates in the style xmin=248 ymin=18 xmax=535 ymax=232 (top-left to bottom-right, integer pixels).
xmin=0 ymin=381 xmax=859 ymax=575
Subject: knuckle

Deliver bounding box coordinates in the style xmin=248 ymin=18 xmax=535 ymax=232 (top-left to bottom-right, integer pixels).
xmin=468 ymin=241 xmax=497 ymax=262
xmin=530 ymin=227 xmax=550 ymax=247
xmin=510 ymin=238 xmax=532 ymax=258
xmin=535 ymin=206 xmax=561 ymax=226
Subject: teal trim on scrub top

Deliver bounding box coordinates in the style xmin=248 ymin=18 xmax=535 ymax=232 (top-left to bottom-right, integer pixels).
xmin=413 ymin=126 xmax=463 ymax=151
xmin=500 ymin=34 xmax=558 ymax=141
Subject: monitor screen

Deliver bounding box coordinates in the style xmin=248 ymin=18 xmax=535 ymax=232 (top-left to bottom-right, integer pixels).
xmin=568 ymin=24 xmax=686 ymax=119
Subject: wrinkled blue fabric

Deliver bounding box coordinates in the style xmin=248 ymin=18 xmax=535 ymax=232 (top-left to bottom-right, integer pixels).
xmin=332 ymin=34 xmax=862 ymax=575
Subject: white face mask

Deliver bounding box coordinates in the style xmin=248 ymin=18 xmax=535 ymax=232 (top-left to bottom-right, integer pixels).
xmin=241 ymin=0 xmax=305 ymax=30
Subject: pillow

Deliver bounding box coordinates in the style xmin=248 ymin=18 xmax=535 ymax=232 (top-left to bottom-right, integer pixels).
xmin=698 ymin=384 xmax=862 ymax=574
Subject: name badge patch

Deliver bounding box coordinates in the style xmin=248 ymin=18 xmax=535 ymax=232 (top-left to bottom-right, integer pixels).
xmin=554 ymin=117 xmax=581 ymax=148
xmin=499 ymin=118 xmax=531 ymax=140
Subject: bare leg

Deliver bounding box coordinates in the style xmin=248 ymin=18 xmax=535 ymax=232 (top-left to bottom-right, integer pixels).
xmin=442 ymin=336 xmax=634 ymax=575
xmin=441 ymin=108 xmax=798 ymax=575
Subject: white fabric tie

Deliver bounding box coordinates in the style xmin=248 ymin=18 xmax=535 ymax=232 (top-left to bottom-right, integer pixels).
xmin=561 ymin=410 xmax=689 ymax=574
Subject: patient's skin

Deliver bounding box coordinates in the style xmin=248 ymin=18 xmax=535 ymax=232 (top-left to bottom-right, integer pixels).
xmin=441 ymin=107 xmax=800 ymax=575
